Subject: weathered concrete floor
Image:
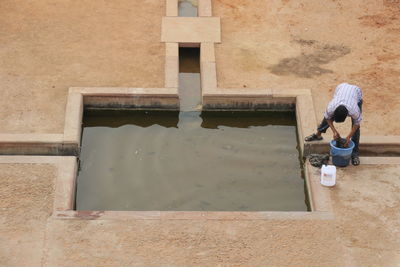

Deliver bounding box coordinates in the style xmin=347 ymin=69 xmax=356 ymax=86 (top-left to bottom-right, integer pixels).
xmin=214 ymin=0 xmax=400 ymax=135
xmin=0 ymin=162 xmax=399 ymax=265
xmin=1 ymin=0 xmax=400 ymax=265
xmin=0 ymin=0 xmax=399 ymax=135
xmin=0 ymin=0 xmax=165 ymax=133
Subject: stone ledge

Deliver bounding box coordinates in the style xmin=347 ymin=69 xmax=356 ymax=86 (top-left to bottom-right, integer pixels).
xmin=67 ymin=87 xmax=180 ymax=110
xmin=165 ymin=42 xmax=179 ymax=57
xmin=304 ymin=162 xmax=333 ymax=212
xmin=0 ymin=155 xmax=66 ymax=164
xmin=63 ymin=92 xmax=83 ymax=146
xmin=200 ymin=42 xmax=215 ymax=63
xmin=0 ymin=134 xmax=78 ymax=156
xmin=205 ymin=88 xmax=272 ymax=95
xmin=203 ymin=94 xmax=294 ymax=111
xmin=69 ymin=87 xmax=178 ymax=95
xmin=0 ymin=143 xmax=77 ymax=156
xmin=304 ymin=136 xmax=400 ymax=156
xmin=161 ymin=17 xmax=221 ymax=43
xmin=359 ymin=157 xmax=400 ymax=165
xmin=53 ymin=210 xmax=333 ymax=221
xmin=200 ymin=61 xmax=217 ymax=92
xmin=0 ymin=134 xmax=63 ymax=143
xmin=83 ymin=95 xmax=179 ymax=109
xmin=54 ymin=157 xmax=77 ymax=212
xmin=296 ymin=94 xmax=318 ymax=156
xmin=203 ymin=88 xmax=308 ymax=112
xmin=198 ymin=0 xmax=212 ymax=16
xmin=165 ymin=55 xmax=179 ymax=88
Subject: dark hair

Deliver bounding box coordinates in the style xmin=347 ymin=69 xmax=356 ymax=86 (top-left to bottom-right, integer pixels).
xmin=333 ymin=105 xmax=348 ymax=123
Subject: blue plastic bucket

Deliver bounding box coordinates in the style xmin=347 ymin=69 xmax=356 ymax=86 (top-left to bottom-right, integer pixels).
xmin=330 ymin=140 xmax=355 ymax=167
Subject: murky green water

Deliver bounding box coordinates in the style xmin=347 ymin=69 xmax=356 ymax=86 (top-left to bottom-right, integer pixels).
xmin=75 ymin=46 xmax=307 ymax=212
xmin=76 ymin=110 xmax=307 ymax=211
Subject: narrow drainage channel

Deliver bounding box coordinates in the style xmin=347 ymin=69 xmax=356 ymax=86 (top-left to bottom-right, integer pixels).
xmin=178 ymin=47 xmax=201 ymax=112
xmin=178 ymin=46 xmax=202 ymax=128
xmin=178 ymin=0 xmax=198 ymax=17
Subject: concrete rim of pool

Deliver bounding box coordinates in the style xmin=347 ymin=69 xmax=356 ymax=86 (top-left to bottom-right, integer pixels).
xmin=62 ymin=44 xmax=321 ymax=217
xmin=50 ymin=86 xmax=335 ymax=220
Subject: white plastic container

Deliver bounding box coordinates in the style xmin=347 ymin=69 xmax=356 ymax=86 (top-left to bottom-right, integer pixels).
xmin=321 ymin=165 xmax=336 ymax=187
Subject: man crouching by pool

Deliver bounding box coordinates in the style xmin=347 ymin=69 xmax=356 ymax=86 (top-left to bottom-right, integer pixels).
xmin=305 ymin=83 xmax=363 ymax=166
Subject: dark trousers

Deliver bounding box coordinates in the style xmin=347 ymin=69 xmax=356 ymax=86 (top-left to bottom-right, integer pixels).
xmin=317 ymin=100 xmax=362 ymax=157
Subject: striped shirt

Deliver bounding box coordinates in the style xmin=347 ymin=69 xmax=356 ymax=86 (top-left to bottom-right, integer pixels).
xmin=324 ymin=83 xmax=363 ymax=125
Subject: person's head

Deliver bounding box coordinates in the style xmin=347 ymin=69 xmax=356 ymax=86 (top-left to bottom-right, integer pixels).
xmin=333 ymin=105 xmax=348 ymax=123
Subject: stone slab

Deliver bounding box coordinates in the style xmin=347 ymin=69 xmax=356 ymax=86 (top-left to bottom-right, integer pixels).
xmin=165 ymin=56 xmax=179 ymax=88
xmin=359 ymin=157 xmax=400 ymax=165
xmin=200 ymin=61 xmax=217 ymax=92
xmin=53 ymin=157 xmax=77 ymax=212
xmin=161 ymin=17 xmax=221 ymax=43
xmin=70 ymin=87 xmax=178 ymax=95
xmin=83 ymin=95 xmax=179 ymax=109
xmin=203 ymin=94 xmax=293 ymax=110
xmin=198 ymin=0 xmax=212 ymax=16
xmin=53 ymin=210 xmax=333 ymax=221
xmin=0 ymin=134 xmax=76 ymax=156
xmin=0 ymin=155 xmax=64 ymax=164
xmin=166 ymin=0 xmax=178 ymax=16
xmin=200 ymin=42 xmax=216 ymax=63
xmin=361 ymin=135 xmax=400 ymax=144
xmin=305 ymin=136 xmax=400 ymax=156
xmin=0 ymin=134 xmax=63 ymax=143
xmin=0 ymin=144 xmax=71 ymax=156
xmin=305 ymin=162 xmax=333 ymax=212
xmin=63 ymin=92 xmax=83 ymax=147
xmin=165 ymin=42 xmax=179 ymax=57
xmin=296 ymin=95 xmax=318 ymax=156
xmin=207 ymin=88 xmax=273 ymax=95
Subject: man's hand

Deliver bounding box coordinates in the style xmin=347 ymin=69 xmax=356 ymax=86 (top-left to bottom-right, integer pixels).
xmin=345 ymin=124 xmax=360 ymax=148
xmin=327 ymin=119 xmax=340 ymax=140
xmin=344 ymin=136 xmax=351 ymax=147
xmin=333 ymin=131 xmax=340 ymax=141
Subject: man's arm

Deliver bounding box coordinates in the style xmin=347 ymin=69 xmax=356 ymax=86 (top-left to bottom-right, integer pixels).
xmin=326 ymin=119 xmax=340 ymax=140
xmin=345 ymin=124 xmax=360 ymax=147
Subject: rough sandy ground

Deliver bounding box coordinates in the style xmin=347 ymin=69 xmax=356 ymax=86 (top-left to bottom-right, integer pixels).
xmin=332 ymin=165 xmax=400 ymax=265
xmin=1 ymin=0 xmax=400 ymax=265
xmin=0 ymin=0 xmax=165 ymax=133
xmin=214 ymin=0 xmax=400 ymax=135
xmin=0 ymin=1 xmax=398 ymax=136
xmin=0 ymin=164 xmax=55 ymax=266
xmin=1 ymin=162 xmax=399 ymax=265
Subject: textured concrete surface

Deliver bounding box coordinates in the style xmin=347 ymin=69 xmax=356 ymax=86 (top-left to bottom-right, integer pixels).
xmin=1 ymin=162 xmax=399 ymax=265
xmin=0 ymin=164 xmax=56 ymax=266
xmin=213 ymin=0 xmax=400 ymax=136
xmin=0 ymin=0 xmax=165 ymax=134
xmin=161 ymin=17 xmax=221 ymax=43
xmin=1 ymin=0 xmax=400 ymax=265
